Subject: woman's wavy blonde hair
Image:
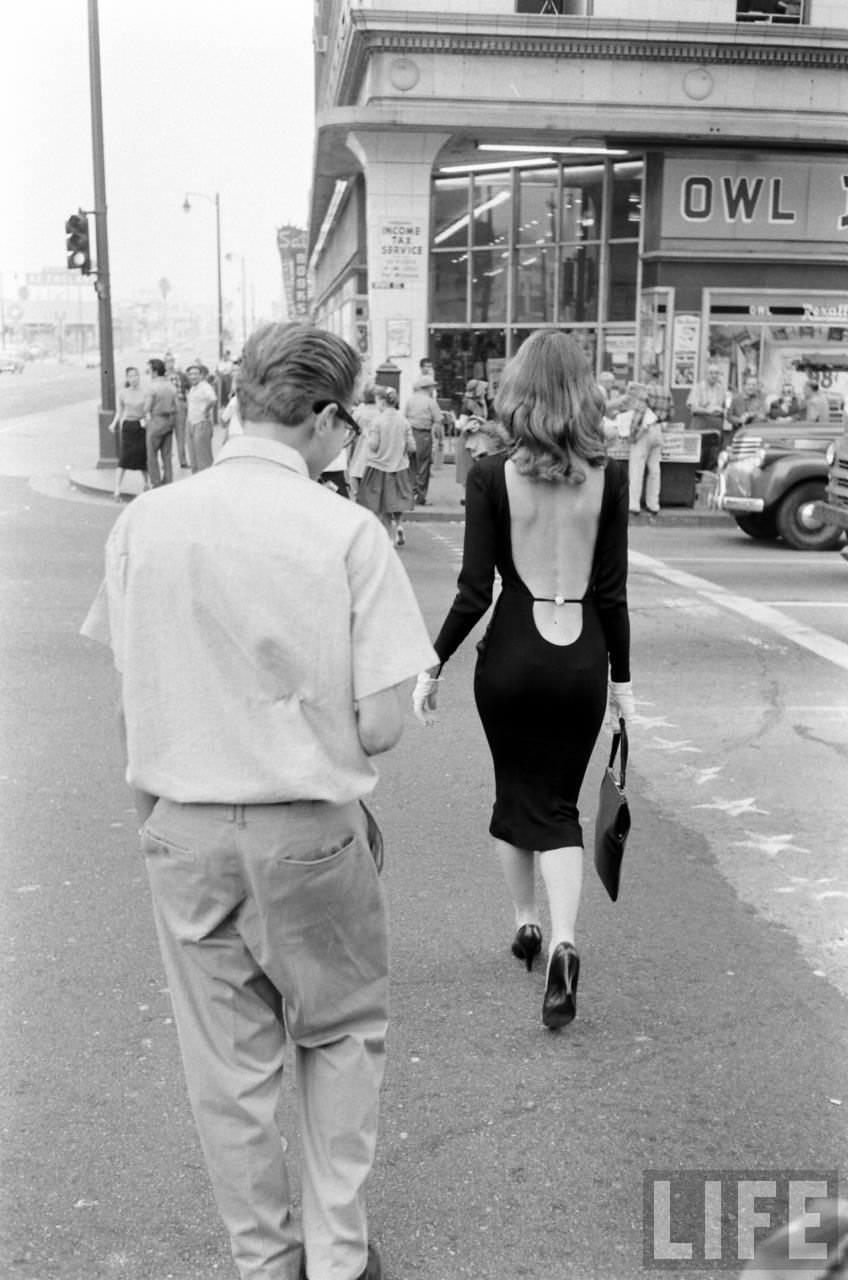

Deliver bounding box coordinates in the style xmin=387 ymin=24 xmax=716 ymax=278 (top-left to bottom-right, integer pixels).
xmin=494 ymin=329 xmax=607 ymax=484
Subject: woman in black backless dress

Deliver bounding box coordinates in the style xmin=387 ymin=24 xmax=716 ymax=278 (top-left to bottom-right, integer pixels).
xmin=414 ymin=331 xmax=633 ymax=1029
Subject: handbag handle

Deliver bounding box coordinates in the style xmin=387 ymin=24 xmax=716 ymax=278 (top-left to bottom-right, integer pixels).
xmin=608 ymin=717 xmax=629 ymax=788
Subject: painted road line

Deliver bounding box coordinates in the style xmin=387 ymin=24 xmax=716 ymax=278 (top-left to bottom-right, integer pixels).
xmin=631 ymin=549 xmax=848 ymax=674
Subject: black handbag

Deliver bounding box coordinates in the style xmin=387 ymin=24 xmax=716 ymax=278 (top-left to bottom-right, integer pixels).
xmin=593 ymin=718 xmax=631 ymax=902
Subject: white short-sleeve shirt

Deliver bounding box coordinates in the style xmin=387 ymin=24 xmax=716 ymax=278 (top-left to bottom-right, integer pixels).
xmin=82 ymin=435 xmax=437 ymax=804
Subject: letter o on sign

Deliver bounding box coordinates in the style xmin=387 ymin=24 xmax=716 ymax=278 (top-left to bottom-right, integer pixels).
xmin=682 ymin=177 xmax=712 ymax=221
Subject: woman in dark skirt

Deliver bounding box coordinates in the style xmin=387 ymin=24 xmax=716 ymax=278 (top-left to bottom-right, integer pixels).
xmin=108 ymin=366 xmax=149 ymax=499
xmin=356 ymin=386 xmax=415 ymax=547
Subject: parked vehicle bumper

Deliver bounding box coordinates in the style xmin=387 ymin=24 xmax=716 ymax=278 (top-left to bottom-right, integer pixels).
xmin=812 ymin=501 xmax=848 ymax=531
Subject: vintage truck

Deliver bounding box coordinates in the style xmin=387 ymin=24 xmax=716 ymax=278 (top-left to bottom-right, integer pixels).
xmin=716 ymin=415 xmax=844 ymax=551
xmin=812 ymin=427 xmax=848 ymax=562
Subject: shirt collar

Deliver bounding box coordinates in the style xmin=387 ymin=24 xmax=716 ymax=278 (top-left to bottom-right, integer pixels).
xmin=214 ymin=434 xmax=310 ymax=478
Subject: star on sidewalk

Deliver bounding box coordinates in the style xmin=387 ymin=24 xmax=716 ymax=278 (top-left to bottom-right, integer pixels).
xmin=731 ymin=832 xmax=811 ymax=858
xmin=694 ymin=797 xmax=769 ymax=818
xmin=632 ymin=714 xmax=674 ymax=730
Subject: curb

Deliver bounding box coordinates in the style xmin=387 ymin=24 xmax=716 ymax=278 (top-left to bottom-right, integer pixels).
xmin=68 ymin=469 xmax=731 ymax=527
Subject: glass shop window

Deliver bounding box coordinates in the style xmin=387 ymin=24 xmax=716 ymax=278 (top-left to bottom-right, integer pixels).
xmin=471 ymin=174 xmax=512 ymax=248
xmin=471 ymin=249 xmax=508 ymax=324
xmin=433 ymin=178 xmax=470 ymax=250
xmin=430 ymin=252 xmax=468 ymax=324
xmin=559 ymin=242 xmax=600 ymax=323
xmin=516 ymin=168 xmax=558 ymax=247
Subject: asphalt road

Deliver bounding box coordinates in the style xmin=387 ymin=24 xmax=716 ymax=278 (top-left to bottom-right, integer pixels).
xmin=1 ymin=383 xmax=846 ymax=1280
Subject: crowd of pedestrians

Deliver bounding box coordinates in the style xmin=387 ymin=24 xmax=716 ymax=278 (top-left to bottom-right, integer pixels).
xmin=108 ymin=351 xmax=236 ymax=498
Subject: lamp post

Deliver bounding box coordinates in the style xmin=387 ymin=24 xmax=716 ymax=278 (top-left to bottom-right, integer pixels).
xmin=182 ymin=190 xmax=224 ymax=359
xmin=225 ymin=252 xmax=248 ymax=347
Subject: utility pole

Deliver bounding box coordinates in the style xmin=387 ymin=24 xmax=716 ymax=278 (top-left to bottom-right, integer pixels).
xmin=88 ymin=0 xmax=117 ymax=467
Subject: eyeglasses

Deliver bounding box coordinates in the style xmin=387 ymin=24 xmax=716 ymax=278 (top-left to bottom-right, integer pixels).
xmin=313 ymin=399 xmax=360 ymax=447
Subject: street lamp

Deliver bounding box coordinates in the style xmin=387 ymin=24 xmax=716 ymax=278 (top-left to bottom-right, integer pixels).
xmin=225 ymin=251 xmax=248 ymax=347
xmin=182 ymin=190 xmax=224 ymax=359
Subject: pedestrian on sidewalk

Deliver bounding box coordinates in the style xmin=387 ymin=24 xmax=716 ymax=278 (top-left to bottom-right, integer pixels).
xmin=164 ymin=351 xmax=190 ymax=469
xmin=462 ymin=414 xmax=510 ymax=463
xmin=143 ymin=358 xmax=178 ymax=487
xmin=356 ymin=386 xmax=415 ymax=547
xmin=185 ymin=362 xmax=218 ymax=472
xmin=412 ymin=329 xmax=633 ymax=1031
xmin=455 ymin=379 xmax=490 ymax=498
xmin=615 ymin=380 xmax=663 ymax=520
xmin=82 ymin=320 xmax=437 ymax=1280
xmin=404 ymin=374 xmax=442 ymax=505
xmin=349 ymin=386 xmax=379 ymax=499
xmin=108 ymin=365 xmax=149 ymax=498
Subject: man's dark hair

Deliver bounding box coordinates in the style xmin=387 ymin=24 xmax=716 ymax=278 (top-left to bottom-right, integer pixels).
xmin=148 ymin=358 xmax=165 ymax=377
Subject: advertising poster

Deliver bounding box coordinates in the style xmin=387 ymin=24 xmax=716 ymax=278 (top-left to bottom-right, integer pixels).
xmin=671 ymin=314 xmax=700 ymax=388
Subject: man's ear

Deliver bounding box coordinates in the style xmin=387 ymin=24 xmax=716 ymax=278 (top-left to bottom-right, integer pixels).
xmin=313 ymin=403 xmax=336 ymax=436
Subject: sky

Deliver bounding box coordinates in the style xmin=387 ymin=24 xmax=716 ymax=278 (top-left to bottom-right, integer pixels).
xmin=2 ymin=0 xmax=315 ymax=328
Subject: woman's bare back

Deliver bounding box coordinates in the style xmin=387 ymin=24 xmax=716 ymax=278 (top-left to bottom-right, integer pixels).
xmin=504 ymin=458 xmax=604 ymax=645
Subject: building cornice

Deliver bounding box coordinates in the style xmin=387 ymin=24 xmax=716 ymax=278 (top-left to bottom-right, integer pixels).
xmin=326 ymin=13 xmax=848 ymax=103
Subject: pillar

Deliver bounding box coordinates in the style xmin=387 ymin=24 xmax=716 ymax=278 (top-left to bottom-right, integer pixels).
xmin=346 ymin=130 xmax=449 ymax=400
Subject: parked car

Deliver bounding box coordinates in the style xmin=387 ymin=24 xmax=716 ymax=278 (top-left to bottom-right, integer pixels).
xmin=0 ymin=348 xmax=25 ymax=373
xmin=716 ymin=415 xmax=844 ymax=550
xmin=812 ymin=426 xmax=848 ymax=562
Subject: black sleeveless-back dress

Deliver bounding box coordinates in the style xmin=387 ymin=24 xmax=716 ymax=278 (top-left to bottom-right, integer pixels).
xmin=433 ymin=452 xmax=630 ymax=852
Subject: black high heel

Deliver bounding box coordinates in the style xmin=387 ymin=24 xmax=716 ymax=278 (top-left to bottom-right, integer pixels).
xmin=542 ymin=943 xmax=580 ymax=1029
xmin=511 ymin=923 xmax=542 ymax=972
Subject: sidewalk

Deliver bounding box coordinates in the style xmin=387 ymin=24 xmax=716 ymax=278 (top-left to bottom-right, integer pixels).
xmin=69 ymin=446 xmax=730 ymax=525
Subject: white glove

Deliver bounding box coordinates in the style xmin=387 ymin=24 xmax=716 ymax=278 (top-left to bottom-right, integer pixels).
xmin=606 ymin=680 xmax=634 ymax=733
xmin=412 ymin=672 xmax=440 ymax=726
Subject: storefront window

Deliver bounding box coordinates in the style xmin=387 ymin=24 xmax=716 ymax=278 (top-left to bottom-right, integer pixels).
xmin=517 ymin=168 xmax=558 ymax=247
xmin=433 ymin=178 xmax=470 ymax=249
xmin=471 ymin=173 xmax=512 ymax=247
xmin=430 ymin=252 xmax=467 ymax=323
xmin=429 ymin=157 xmax=643 ymax=372
xmin=515 ymin=247 xmax=556 ymax=323
xmin=560 ymin=165 xmax=604 ymax=242
xmin=471 ymin=249 xmax=508 ymax=323
xmin=695 ymin=293 xmax=848 ymax=415
xmin=559 ymin=241 xmax=599 ymax=322
xmin=431 ymin=328 xmax=506 ymax=406
xmin=609 ymin=166 xmax=643 ymax=239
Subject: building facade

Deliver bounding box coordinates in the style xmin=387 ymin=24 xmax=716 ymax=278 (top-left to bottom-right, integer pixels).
xmin=309 ymin=0 xmax=848 ymax=414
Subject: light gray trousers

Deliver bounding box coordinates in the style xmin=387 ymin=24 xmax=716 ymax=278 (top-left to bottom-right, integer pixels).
xmin=142 ymin=797 xmax=388 ymax=1280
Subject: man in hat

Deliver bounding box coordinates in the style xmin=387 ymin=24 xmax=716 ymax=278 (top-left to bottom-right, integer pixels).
xmin=404 ymin=372 xmax=442 ymax=505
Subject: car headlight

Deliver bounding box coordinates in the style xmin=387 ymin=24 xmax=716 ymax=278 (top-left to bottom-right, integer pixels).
xmin=757 ymin=447 xmax=769 ymax=468
xmin=825 ymin=442 xmax=836 ymax=467
xmin=717 ymin=449 xmax=728 ymax=470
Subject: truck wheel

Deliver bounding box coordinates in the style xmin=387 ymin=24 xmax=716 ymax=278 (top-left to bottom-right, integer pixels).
xmin=734 ymin=513 xmax=778 ymax=541
xmin=776 ymin=482 xmax=843 ymax=551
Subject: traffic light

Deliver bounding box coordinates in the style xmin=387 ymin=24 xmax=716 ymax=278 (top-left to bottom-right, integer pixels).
xmin=65 ymin=211 xmax=91 ymax=275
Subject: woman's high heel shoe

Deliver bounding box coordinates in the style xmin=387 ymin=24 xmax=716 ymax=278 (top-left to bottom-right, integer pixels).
xmin=542 ymin=942 xmax=580 ymax=1029
xmin=511 ymin=923 xmax=542 ymax=972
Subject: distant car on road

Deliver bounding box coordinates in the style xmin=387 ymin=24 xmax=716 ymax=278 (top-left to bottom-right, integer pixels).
xmin=0 ymin=348 xmax=25 ymax=374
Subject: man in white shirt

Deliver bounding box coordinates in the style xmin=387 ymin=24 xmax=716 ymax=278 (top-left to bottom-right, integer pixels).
xmin=185 ymin=363 xmax=219 ymax=472
xmin=82 ymin=322 xmax=436 ymax=1280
